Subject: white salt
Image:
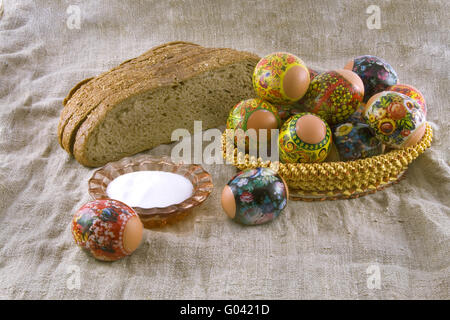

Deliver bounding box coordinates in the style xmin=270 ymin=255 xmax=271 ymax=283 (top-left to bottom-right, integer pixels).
xmin=106 ymin=171 xmax=194 ymax=208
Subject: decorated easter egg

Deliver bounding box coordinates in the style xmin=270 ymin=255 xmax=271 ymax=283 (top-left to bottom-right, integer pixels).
xmin=364 ymin=91 xmax=426 ymax=148
xmin=279 ymin=113 xmax=332 ymax=163
xmin=333 ymin=122 xmax=384 ymax=161
xmin=221 ymin=167 xmax=288 ymax=225
xmin=344 ymin=55 xmax=398 ymax=102
xmin=388 ymin=84 xmax=426 ymax=116
xmin=253 ymin=52 xmax=310 ymax=104
xmin=301 ymin=70 xmax=364 ymax=125
xmin=71 ymin=199 xmax=143 ymax=261
xmin=227 ymin=98 xmax=281 ymax=144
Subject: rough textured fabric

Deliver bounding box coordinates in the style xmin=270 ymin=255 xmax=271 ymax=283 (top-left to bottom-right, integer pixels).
xmin=0 ymin=0 xmax=448 ymax=299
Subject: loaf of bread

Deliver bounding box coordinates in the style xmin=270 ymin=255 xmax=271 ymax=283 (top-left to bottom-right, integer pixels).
xmin=58 ymin=41 xmax=260 ymax=167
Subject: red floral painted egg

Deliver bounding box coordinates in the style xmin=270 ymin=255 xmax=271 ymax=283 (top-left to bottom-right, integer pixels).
xmin=71 ymin=199 xmax=143 ymax=261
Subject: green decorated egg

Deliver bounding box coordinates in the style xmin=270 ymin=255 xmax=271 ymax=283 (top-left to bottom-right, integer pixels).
xmin=227 ymin=98 xmax=281 ymax=146
xmin=279 ymin=112 xmax=332 ymax=163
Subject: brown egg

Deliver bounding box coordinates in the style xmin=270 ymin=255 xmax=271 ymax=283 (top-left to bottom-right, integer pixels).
xmin=122 ymin=216 xmax=144 ymax=253
xmin=246 ymin=109 xmax=280 ymax=140
xmin=221 ymin=185 xmax=236 ymax=219
xmin=283 ymin=65 xmax=310 ymax=101
xmin=295 ymin=114 xmax=326 ymax=144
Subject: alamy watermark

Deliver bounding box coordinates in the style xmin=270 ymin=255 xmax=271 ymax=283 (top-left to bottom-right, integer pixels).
xmin=66 ymin=264 xmax=81 ymax=290
xmin=366 ymin=5 xmax=381 ymax=29
xmin=366 ymin=264 xmax=381 ymax=290
xmin=66 ymin=4 xmax=81 ymax=30
xmin=170 ymin=121 xmax=279 ymax=165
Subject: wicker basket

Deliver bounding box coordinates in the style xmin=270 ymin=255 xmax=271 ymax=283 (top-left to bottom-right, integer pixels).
xmin=222 ymin=122 xmax=433 ymax=201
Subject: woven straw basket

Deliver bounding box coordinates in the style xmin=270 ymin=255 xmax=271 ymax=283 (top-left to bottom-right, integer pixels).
xmin=222 ymin=122 xmax=433 ymax=201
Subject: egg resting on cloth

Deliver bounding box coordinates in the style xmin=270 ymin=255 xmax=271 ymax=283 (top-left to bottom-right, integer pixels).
xmin=71 ymin=199 xmax=141 ymax=261
xmin=225 ymin=167 xmax=287 ymax=225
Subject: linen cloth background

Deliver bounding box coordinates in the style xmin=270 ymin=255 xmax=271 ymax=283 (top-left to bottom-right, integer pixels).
xmin=0 ymin=0 xmax=448 ymax=299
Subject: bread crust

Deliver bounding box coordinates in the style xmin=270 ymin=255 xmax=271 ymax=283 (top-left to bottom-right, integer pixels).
xmin=58 ymin=41 xmax=202 ymax=154
xmin=57 ymin=41 xmax=259 ymax=166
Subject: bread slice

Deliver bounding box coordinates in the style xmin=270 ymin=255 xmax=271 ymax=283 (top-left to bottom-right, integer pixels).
xmin=58 ymin=41 xmax=260 ymax=167
xmin=58 ymin=41 xmax=203 ymax=152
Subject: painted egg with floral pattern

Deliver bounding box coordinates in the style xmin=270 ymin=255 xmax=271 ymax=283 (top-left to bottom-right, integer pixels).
xmin=364 ymin=91 xmax=426 ymax=148
xmin=279 ymin=112 xmax=332 ymax=163
xmin=301 ymin=70 xmax=364 ymax=125
xmin=333 ymin=122 xmax=384 ymax=161
xmin=227 ymin=98 xmax=281 ymax=145
xmin=221 ymin=167 xmax=288 ymax=225
xmin=71 ymin=199 xmax=143 ymax=261
xmin=388 ymin=84 xmax=427 ymax=116
xmin=253 ymin=52 xmax=310 ymax=104
xmin=344 ymin=55 xmax=398 ymax=102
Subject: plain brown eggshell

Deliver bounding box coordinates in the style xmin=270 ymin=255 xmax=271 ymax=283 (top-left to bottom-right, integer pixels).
xmin=280 ymin=175 xmax=289 ymax=199
xmin=296 ymin=114 xmax=326 ymax=144
xmin=343 ymin=60 xmax=354 ymax=71
xmin=247 ymin=109 xmax=279 ymax=140
xmin=283 ymin=65 xmax=310 ymax=100
xmin=122 ymin=215 xmax=143 ymax=254
xmin=221 ymin=185 xmax=236 ymax=219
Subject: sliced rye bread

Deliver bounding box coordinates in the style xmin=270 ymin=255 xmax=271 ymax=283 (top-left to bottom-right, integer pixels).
xmin=58 ymin=41 xmax=201 ymax=152
xmin=58 ymin=41 xmax=260 ymax=167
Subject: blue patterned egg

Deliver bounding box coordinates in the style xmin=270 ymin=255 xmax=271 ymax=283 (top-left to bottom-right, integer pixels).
xmin=221 ymin=167 xmax=288 ymax=225
xmin=344 ymin=55 xmax=398 ymax=102
xmin=333 ymin=122 xmax=384 ymax=161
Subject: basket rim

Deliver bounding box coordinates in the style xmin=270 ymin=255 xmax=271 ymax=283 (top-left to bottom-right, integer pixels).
xmin=221 ymin=122 xmax=433 ymax=170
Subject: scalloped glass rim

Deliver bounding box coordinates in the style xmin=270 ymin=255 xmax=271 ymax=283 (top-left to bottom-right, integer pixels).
xmin=88 ymin=155 xmax=214 ymax=227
